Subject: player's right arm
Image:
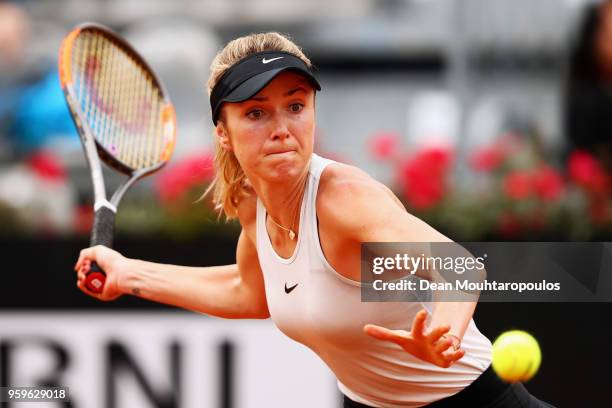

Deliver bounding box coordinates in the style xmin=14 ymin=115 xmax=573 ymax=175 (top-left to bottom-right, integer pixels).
xmin=74 ymin=196 xmax=270 ymax=319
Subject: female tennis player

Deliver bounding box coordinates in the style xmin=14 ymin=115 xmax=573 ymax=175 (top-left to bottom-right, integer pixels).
xmin=75 ymin=32 xmax=555 ymax=408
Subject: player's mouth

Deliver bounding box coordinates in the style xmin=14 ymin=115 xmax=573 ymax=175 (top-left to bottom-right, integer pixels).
xmin=265 ymin=149 xmax=296 ymax=157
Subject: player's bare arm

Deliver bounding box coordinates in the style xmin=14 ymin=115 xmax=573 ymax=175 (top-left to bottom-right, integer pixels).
xmin=74 ymin=193 xmax=269 ymax=319
xmin=316 ymin=163 xmax=471 ymax=367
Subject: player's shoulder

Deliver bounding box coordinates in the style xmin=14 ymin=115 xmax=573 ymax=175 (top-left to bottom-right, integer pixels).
xmin=319 ymin=161 xmax=393 ymax=201
xmin=317 ymin=161 xmax=400 ymax=223
xmin=318 ymin=161 xmax=377 ymax=191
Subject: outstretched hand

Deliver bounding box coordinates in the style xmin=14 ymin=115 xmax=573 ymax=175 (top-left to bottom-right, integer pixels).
xmin=364 ymin=309 xmax=465 ymax=368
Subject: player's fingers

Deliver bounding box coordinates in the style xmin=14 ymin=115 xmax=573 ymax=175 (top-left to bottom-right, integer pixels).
xmin=75 ymin=262 xmax=90 ymax=279
xmin=75 ymin=249 xmax=87 ymax=270
xmin=434 ymin=338 xmax=453 ymax=353
xmin=442 ymin=348 xmax=465 ymax=362
xmin=427 ymin=325 xmax=450 ymax=343
xmin=77 ymin=278 xmax=87 ymax=292
xmin=411 ymin=309 xmax=428 ymax=339
xmin=75 ymin=247 xmax=101 ymax=271
xmin=364 ymin=324 xmax=409 ymax=346
xmin=75 ymin=248 xmax=93 ymax=271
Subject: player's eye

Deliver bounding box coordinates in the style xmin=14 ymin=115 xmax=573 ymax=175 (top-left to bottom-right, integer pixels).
xmin=247 ymin=109 xmax=264 ymax=120
xmin=289 ymin=103 xmax=304 ymax=113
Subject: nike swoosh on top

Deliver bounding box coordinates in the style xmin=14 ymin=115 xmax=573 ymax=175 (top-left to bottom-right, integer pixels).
xmin=284 ymin=282 xmax=298 ymax=294
xmin=262 ymin=56 xmax=284 ymax=64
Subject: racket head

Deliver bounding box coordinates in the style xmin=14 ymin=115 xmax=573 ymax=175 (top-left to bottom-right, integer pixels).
xmin=59 ymin=23 xmax=176 ymax=177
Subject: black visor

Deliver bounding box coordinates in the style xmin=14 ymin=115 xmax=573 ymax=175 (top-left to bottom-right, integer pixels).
xmin=210 ymin=51 xmax=321 ymax=125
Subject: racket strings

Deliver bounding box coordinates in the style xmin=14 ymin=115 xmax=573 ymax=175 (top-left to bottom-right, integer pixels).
xmin=69 ymin=30 xmax=170 ymax=170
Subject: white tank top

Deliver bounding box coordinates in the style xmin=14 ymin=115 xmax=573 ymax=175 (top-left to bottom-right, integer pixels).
xmin=256 ymin=153 xmax=492 ymax=408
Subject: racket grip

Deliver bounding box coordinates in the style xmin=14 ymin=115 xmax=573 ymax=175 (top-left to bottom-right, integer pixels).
xmin=90 ymin=206 xmax=115 ymax=248
xmin=86 ymin=206 xmax=116 ymax=294
xmin=85 ymin=262 xmax=107 ymax=293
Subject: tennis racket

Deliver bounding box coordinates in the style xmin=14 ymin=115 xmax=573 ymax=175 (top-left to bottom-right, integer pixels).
xmin=59 ymin=23 xmax=176 ymax=294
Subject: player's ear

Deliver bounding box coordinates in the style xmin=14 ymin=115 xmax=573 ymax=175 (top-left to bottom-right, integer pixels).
xmin=215 ymin=120 xmax=232 ymax=151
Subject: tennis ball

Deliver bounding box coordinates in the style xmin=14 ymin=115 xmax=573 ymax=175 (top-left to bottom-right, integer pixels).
xmin=492 ymin=330 xmax=541 ymax=383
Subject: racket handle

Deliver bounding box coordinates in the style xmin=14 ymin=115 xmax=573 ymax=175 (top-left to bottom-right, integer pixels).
xmin=85 ymin=263 xmax=107 ymax=293
xmin=86 ymin=206 xmax=116 ymax=294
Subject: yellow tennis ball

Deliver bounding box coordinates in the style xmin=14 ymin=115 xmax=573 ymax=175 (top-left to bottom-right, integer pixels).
xmin=492 ymin=330 xmax=541 ymax=383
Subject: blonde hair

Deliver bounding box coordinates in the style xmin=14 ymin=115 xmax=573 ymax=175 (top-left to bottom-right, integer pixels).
xmin=204 ymin=32 xmax=313 ymax=220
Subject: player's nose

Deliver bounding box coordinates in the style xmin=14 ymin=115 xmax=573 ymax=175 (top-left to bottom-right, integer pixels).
xmin=269 ymin=116 xmax=291 ymax=141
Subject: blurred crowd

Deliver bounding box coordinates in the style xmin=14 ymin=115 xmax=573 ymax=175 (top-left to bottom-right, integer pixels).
xmin=1 ymin=0 xmax=611 ymax=240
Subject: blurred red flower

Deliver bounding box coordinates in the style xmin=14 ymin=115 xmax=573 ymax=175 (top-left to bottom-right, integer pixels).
xmin=155 ymin=152 xmax=215 ymax=203
xmin=398 ymin=147 xmax=453 ymax=209
xmin=503 ymin=170 xmax=532 ymax=200
xmin=532 ymin=166 xmax=564 ymax=201
xmin=469 ymin=146 xmax=505 ymax=172
xmin=368 ymin=131 xmax=401 ymax=160
xmin=73 ymin=204 xmax=94 ymax=235
xmin=568 ymin=150 xmax=607 ymax=194
xmin=26 ymin=150 xmax=66 ymax=182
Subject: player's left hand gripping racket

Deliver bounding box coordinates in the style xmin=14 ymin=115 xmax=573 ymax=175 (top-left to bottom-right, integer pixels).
xmin=59 ymin=23 xmax=176 ymax=294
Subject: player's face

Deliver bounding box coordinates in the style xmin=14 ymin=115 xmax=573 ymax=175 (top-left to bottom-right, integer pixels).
xmin=218 ymin=71 xmax=316 ymax=184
